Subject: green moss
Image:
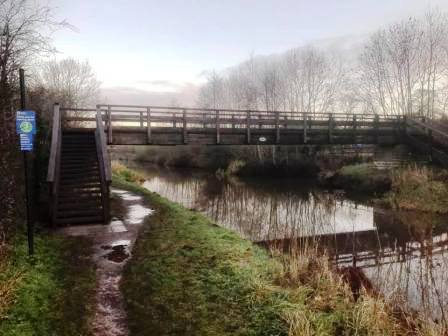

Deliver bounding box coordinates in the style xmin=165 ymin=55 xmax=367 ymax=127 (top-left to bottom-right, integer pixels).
xmin=0 ymin=234 xmax=96 ymax=336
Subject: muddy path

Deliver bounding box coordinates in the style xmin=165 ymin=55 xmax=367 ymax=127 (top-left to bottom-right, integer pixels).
xmin=59 ymin=188 xmax=152 ymax=336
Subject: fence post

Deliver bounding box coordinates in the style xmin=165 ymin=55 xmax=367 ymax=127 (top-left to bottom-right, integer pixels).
xmin=303 ymin=112 xmax=307 ymax=144
xmin=216 ymin=110 xmax=220 ymax=144
xmin=173 ymin=113 xmax=176 ymax=128
xmin=374 ymin=114 xmax=379 ymax=143
xmin=107 ymin=105 xmax=113 ymax=144
xmin=328 ymin=113 xmax=333 ymax=144
xmin=139 ymin=110 xmax=143 ymax=128
xmin=146 ymin=107 xmax=152 ymax=144
xmin=275 ymin=111 xmax=280 ymax=144
xmin=353 ymin=114 xmax=357 ymax=142
xmin=183 ymin=109 xmax=187 ymax=144
xmin=246 ymin=111 xmax=251 ymax=144
xmin=232 ymin=115 xmax=235 ymax=130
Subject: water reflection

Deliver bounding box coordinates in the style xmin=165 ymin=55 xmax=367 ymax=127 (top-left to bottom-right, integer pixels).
xmin=139 ymin=165 xmax=448 ymax=320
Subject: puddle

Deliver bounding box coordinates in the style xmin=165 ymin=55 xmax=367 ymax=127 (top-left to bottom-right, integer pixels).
xmin=127 ymin=204 xmax=153 ymax=224
xmin=105 ymin=245 xmax=130 ymax=263
xmin=59 ymin=188 xmax=153 ymax=336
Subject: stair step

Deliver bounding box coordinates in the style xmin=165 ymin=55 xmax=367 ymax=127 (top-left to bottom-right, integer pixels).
xmin=57 ymin=200 xmax=102 ymax=210
xmin=62 ymin=148 xmax=96 ymax=153
xmin=62 ymin=144 xmax=96 ymax=149
xmin=61 ymin=153 xmax=98 ymax=162
xmin=57 ymin=209 xmax=103 ymax=218
xmin=61 ymin=171 xmax=100 ymax=178
xmin=59 ymin=191 xmax=101 ymax=201
xmin=61 ymin=167 xmax=99 ymax=173
xmin=60 ymin=178 xmax=101 ymax=185
xmin=54 ymin=216 xmax=104 ymax=225
xmin=59 ymin=186 xmax=102 ymax=192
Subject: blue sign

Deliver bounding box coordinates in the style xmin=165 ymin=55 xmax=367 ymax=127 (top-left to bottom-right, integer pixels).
xmin=16 ymin=110 xmax=36 ymax=135
xmin=16 ymin=110 xmax=36 ymax=151
xmin=19 ymin=133 xmax=33 ymax=151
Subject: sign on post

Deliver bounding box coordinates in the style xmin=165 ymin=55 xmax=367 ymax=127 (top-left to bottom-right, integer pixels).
xmin=16 ymin=110 xmax=36 ymax=151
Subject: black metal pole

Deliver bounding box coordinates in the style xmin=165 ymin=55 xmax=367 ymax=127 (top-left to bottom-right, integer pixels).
xmin=19 ymin=68 xmax=33 ymax=255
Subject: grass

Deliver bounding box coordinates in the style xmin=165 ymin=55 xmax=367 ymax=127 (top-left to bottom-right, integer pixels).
xmin=113 ymin=166 xmax=437 ymax=336
xmin=0 ymin=233 xmax=96 ymax=336
xmin=383 ymin=165 xmax=448 ymax=213
xmin=330 ymin=163 xmax=391 ymax=194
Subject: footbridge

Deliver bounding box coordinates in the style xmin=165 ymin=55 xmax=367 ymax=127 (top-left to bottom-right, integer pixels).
xmin=46 ymin=104 xmax=448 ymax=225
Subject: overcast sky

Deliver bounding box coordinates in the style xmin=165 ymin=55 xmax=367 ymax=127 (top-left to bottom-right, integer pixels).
xmin=50 ymin=0 xmax=448 ymax=103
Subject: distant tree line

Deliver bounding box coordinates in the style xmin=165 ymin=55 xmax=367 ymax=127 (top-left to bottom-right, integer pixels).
xmin=198 ymin=10 xmax=448 ymax=118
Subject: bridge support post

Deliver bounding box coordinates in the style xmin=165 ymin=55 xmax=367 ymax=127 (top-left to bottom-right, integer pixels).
xmin=146 ymin=107 xmax=152 ymax=144
xmin=328 ymin=113 xmax=333 ymax=144
xmin=246 ymin=111 xmax=251 ymax=144
xmin=216 ymin=110 xmax=220 ymax=144
xmin=183 ymin=109 xmax=187 ymax=144
xmin=275 ymin=111 xmax=280 ymax=144
xmin=303 ymin=112 xmax=307 ymax=144
xmin=107 ymin=105 xmax=113 ymax=144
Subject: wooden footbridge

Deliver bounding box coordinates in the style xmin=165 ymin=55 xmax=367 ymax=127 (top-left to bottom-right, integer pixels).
xmin=46 ymin=104 xmax=448 ymax=225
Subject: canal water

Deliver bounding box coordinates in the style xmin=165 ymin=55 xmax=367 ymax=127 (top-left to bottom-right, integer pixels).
xmin=133 ymin=164 xmax=448 ymax=321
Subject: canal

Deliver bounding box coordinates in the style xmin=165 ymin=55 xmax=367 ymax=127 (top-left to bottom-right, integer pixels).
xmin=131 ymin=163 xmax=448 ymax=321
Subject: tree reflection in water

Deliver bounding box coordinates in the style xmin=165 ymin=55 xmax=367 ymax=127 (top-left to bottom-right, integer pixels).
xmin=141 ymin=166 xmax=448 ymax=322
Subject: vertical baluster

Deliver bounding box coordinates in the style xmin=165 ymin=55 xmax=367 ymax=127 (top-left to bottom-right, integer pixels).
xmin=146 ymin=107 xmax=151 ymax=144
xmin=216 ymin=110 xmax=220 ymax=144
xmin=303 ymin=112 xmax=307 ymax=144
xmin=183 ymin=109 xmax=187 ymax=144
xmin=246 ymin=111 xmax=251 ymax=144
xmin=275 ymin=111 xmax=280 ymax=144
xmin=328 ymin=113 xmax=333 ymax=144
xmin=107 ymin=106 xmax=112 ymax=144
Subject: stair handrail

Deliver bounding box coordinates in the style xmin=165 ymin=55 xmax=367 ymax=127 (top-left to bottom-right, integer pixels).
xmin=47 ymin=103 xmax=62 ymax=224
xmin=407 ymin=117 xmax=448 ymax=139
xmin=95 ymin=106 xmax=111 ymax=223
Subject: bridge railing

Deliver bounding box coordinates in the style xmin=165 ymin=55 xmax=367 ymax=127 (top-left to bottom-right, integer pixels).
xmin=61 ymin=104 xmax=404 ymax=132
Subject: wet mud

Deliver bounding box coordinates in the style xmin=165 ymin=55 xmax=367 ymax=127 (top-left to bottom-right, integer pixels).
xmin=59 ymin=188 xmax=152 ymax=336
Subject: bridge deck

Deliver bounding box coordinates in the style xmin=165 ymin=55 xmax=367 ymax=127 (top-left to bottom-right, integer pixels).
xmin=62 ymin=105 xmax=405 ymax=146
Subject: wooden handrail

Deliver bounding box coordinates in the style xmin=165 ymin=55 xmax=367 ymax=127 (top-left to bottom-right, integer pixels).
xmin=407 ymin=117 xmax=448 ymax=139
xmin=47 ymin=104 xmax=62 ymax=225
xmin=95 ymin=106 xmax=111 ymax=223
xmin=47 ymin=104 xmax=61 ymax=183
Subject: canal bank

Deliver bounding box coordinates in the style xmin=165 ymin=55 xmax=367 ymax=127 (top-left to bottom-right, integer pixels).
xmin=113 ymin=166 xmax=442 ymax=336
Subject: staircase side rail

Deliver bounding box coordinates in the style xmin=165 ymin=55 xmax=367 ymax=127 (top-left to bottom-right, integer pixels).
xmin=95 ymin=107 xmax=111 ymax=223
xmin=46 ymin=103 xmax=62 ymax=224
xmin=407 ymin=117 xmax=448 ymax=140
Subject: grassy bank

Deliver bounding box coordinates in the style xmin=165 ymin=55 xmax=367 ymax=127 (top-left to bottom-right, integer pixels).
xmin=0 ymin=233 xmax=96 ymax=336
xmin=319 ymin=163 xmax=391 ymax=195
xmin=114 ymin=166 xmax=438 ymax=336
xmin=383 ymin=165 xmax=448 ymax=213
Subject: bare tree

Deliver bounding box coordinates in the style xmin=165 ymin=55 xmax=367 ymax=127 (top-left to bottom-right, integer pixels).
xmin=36 ymin=58 xmax=100 ymax=109
xmin=359 ymin=11 xmax=448 ymax=117
xmin=0 ymin=0 xmax=66 ymax=141
xmin=197 ymin=70 xmax=225 ymax=109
